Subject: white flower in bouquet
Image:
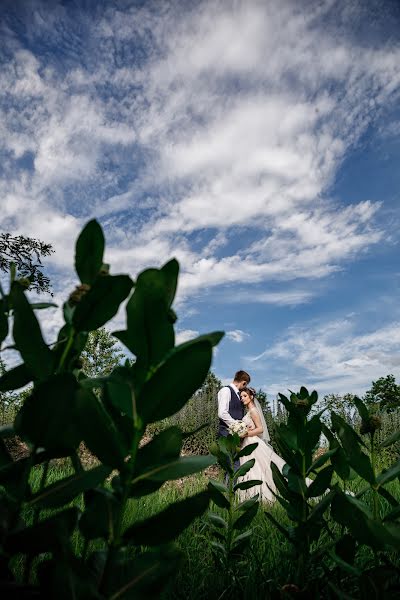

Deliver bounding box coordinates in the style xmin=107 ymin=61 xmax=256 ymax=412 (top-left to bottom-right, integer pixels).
xmin=228 ymin=420 xmax=247 ymax=438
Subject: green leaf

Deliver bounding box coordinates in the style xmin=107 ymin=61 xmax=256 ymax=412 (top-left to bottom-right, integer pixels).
xmin=73 ymin=274 xmax=133 ymax=332
xmin=376 ymin=459 xmax=400 ymax=486
xmin=131 ymin=455 xmax=216 ymax=485
xmin=124 ymin=491 xmax=210 ymax=545
xmin=80 ymin=488 xmax=119 ymax=540
xmin=137 ymin=337 xmax=216 ymax=424
xmin=0 ymin=298 xmax=8 ymax=343
xmin=208 ymin=479 xmax=229 ymax=494
xmin=232 ymin=529 xmax=253 ymax=550
xmin=264 ymin=512 xmax=291 ymax=542
xmin=30 ymin=302 xmax=58 ymax=310
xmin=379 ymin=429 xmax=400 ymax=449
xmin=377 ymin=485 xmax=398 ymax=507
xmin=0 ymin=362 xmax=32 ymax=391
xmin=76 ymin=388 xmax=127 ymax=469
xmin=307 ymin=489 xmax=336 ymax=523
xmin=306 ymin=448 xmax=337 ymax=475
xmin=234 ymin=458 xmax=255 ymax=480
xmin=14 ymin=373 xmax=81 ymax=451
xmin=113 ymin=266 xmax=177 ymax=380
xmin=233 ymin=502 xmax=258 ymax=530
xmin=10 ymin=283 xmax=54 ymax=379
xmin=75 ymin=219 xmax=105 ymax=285
xmin=208 ymin=481 xmax=230 ymax=509
xmin=353 ymin=396 xmax=370 ymax=422
xmin=234 ymin=479 xmax=263 ymax=492
xmin=28 ymin=465 xmax=111 ymax=509
xmin=306 ymin=466 xmax=334 ymax=498
xmin=5 ymin=507 xmax=79 ymax=555
xmin=101 ymin=547 xmax=180 ymax=599
xmin=237 ymin=442 xmax=259 ymax=458
xmin=331 ymin=493 xmax=385 ymax=549
xmin=105 ymin=379 xmax=134 ymax=419
xmin=331 ymin=412 xmax=375 ymax=484
xmin=328 ymin=551 xmax=361 ymax=577
xmin=236 ymin=494 xmax=259 ymax=512
xmin=135 ymin=427 xmax=182 ymax=475
xmin=208 ymin=512 xmax=228 ymax=528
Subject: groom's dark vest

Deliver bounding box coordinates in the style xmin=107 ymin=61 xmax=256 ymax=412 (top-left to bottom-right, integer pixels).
xmin=218 ymin=386 xmax=244 ymax=437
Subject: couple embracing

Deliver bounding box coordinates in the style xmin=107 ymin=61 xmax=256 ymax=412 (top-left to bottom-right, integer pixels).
xmin=217 ymin=370 xmax=286 ymax=502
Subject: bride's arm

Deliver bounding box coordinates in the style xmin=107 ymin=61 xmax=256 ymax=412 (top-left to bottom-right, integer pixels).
xmin=245 ymin=409 xmax=263 ymax=437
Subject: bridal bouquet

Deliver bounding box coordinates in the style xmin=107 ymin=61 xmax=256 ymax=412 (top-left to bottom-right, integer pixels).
xmin=228 ymin=419 xmax=247 ymax=438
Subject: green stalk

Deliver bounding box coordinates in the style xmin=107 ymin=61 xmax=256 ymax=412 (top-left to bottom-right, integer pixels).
xmin=371 ymin=432 xmax=379 ymax=521
xmin=24 ymin=459 xmax=49 ymax=583
xmin=58 ymin=328 xmax=75 ymax=372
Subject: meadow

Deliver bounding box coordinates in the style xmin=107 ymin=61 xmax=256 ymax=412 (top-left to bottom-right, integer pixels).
xmin=11 ymin=447 xmax=398 ymax=600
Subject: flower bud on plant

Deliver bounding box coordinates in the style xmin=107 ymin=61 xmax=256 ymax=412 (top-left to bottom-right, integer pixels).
xmin=360 ymin=414 xmax=382 ymax=435
xmin=16 ymin=277 xmax=31 ymax=289
xmin=68 ymin=283 xmax=91 ymax=305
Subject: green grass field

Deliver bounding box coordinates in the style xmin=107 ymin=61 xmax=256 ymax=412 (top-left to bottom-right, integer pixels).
xmin=18 ymin=459 xmax=400 ymax=599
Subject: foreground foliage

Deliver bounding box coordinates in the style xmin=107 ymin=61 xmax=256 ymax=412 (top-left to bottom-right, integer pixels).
xmin=0 ymin=220 xmax=222 ymax=599
xmin=268 ymin=387 xmax=400 ymax=597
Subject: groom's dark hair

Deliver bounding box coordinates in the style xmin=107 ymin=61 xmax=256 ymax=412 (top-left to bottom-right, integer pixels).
xmin=234 ymin=370 xmax=250 ymax=383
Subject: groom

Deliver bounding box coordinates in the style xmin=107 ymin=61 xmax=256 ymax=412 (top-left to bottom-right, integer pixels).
xmin=217 ymin=370 xmax=251 ymax=471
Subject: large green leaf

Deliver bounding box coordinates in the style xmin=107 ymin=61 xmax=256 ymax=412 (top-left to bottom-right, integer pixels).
xmin=101 ymin=547 xmax=180 ymax=599
xmin=137 ymin=336 xmax=219 ymax=424
xmin=208 ymin=481 xmax=229 ymax=509
xmin=28 ymin=465 xmax=111 ymax=509
xmin=331 ymin=412 xmax=375 ymax=484
xmin=124 ymin=491 xmax=210 ymax=545
xmin=5 ymin=507 xmax=79 ymax=555
xmin=75 ymin=219 xmax=105 ymax=285
xmin=76 ymin=388 xmax=127 ymax=469
xmin=14 ymin=373 xmax=81 ymax=451
xmin=233 ymin=502 xmax=258 ymax=530
xmin=306 ymin=466 xmax=333 ymax=498
xmin=234 ymin=458 xmax=255 ymax=480
xmin=306 ymin=448 xmax=337 ymax=475
xmin=376 ymin=459 xmax=400 ymax=486
xmin=237 ymin=442 xmax=259 ymax=458
xmin=233 ymin=479 xmax=263 ymax=491
xmin=131 ymin=455 xmax=216 ymax=485
xmin=353 ymin=396 xmax=370 ymax=422
xmin=208 ymin=512 xmax=228 ymax=529
xmin=134 ymin=427 xmax=182 ymax=476
xmin=73 ymin=274 xmax=133 ymax=332
xmin=0 ymin=298 xmax=8 ymax=343
xmin=113 ymin=265 xmax=177 ymax=380
xmin=79 ymin=488 xmax=119 ymax=540
xmin=380 ymin=430 xmax=400 ymax=449
xmin=331 ymin=493 xmax=385 ymax=550
xmin=10 ymin=283 xmax=54 ymax=379
xmin=0 ymin=362 xmax=32 ymax=391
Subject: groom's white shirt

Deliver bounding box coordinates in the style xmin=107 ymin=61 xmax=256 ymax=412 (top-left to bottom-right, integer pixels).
xmin=217 ymin=383 xmax=241 ymax=426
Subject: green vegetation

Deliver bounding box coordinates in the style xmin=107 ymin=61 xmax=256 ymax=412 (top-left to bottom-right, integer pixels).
xmin=0 ymin=219 xmax=221 ymax=598
xmin=0 ymin=219 xmax=399 ymax=598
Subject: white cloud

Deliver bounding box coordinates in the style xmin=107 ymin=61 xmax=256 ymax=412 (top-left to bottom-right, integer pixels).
xmin=175 ymin=329 xmax=199 ymax=344
xmin=226 ymin=329 xmax=250 ymax=343
xmin=0 ymin=0 xmax=399 ymax=305
xmin=248 ymin=317 xmax=400 ymax=396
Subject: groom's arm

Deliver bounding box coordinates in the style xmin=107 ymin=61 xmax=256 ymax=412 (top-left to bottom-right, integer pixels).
xmin=217 ymin=387 xmax=235 ymax=425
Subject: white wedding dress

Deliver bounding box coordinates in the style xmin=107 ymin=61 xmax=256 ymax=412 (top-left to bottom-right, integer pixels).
xmin=237 ymin=408 xmax=289 ymax=503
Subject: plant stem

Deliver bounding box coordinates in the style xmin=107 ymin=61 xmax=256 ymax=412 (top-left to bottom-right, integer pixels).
xmin=58 ymin=328 xmax=75 ymax=371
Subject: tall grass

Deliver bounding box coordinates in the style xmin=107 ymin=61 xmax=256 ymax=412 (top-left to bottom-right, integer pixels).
xmin=20 ymin=458 xmax=400 ymax=599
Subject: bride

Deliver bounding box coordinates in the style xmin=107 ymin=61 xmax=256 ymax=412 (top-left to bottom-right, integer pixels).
xmin=237 ymin=387 xmax=302 ymax=502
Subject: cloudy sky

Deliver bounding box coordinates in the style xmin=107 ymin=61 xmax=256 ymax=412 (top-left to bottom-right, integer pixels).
xmin=1 ymin=0 xmax=400 ymax=401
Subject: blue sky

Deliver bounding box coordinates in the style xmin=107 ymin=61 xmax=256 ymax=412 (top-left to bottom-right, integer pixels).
xmin=1 ymin=0 xmax=400 ymax=401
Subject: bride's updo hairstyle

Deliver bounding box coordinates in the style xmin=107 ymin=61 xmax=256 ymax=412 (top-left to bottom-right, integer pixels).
xmin=242 ymin=387 xmax=256 ymax=400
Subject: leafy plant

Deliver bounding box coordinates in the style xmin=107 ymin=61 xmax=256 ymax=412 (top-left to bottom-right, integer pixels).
xmin=267 ymin=387 xmax=400 ymax=597
xmin=265 ymin=387 xmax=336 ymax=593
xmin=206 ymin=434 xmax=261 ymax=592
xmin=0 ymin=219 xmax=222 ymax=598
